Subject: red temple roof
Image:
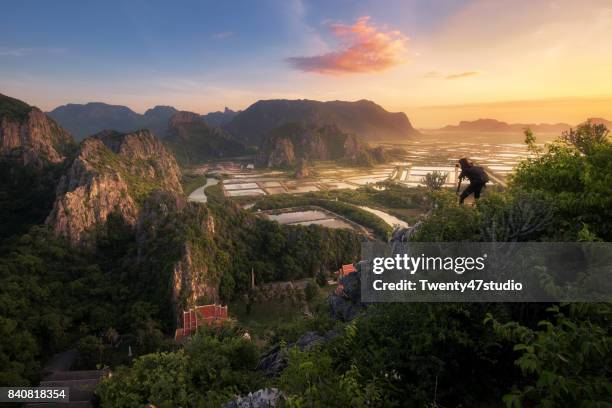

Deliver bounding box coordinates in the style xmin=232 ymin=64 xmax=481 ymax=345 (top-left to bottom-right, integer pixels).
xmin=339 ymin=264 xmax=356 ymax=276
xmin=175 ymin=304 xmax=228 ymax=341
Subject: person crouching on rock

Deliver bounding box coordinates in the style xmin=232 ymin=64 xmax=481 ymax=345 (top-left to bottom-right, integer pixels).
xmin=456 ymin=158 xmax=489 ymax=204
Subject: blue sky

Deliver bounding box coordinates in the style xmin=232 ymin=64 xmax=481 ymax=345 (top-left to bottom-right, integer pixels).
xmin=1 ymin=1 xmax=461 ymax=78
xmin=2 ymin=0 xmax=612 ymax=127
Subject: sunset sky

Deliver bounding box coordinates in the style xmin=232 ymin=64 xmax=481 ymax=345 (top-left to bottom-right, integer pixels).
xmin=2 ymin=0 xmax=612 ymax=127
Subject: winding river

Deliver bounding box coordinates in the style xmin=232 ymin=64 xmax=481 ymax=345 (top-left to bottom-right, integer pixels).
xmin=188 ymin=178 xmax=219 ymax=203
xmin=358 ymin=206 xmax=409 ymax=229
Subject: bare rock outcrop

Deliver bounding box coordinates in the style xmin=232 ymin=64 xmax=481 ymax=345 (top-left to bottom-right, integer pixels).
xmin=266 ymin=137 xmax=295 ymax=167
xmin=95 ymin=129 xmax=182 ymax=192
xmin=294 ymin=158 xmax=310 ymax=179
xmin=1 ymin=93 xmax=74 ymax=167
xmin=257 ymin=331 xmax=334 ymax=377
xmin=46 ymin=129 xmax=182 ymax=245
xmin=170 ymin=242 xmax=218 ymax=308
xmin=222 ymin=388 xmax=283 ymax=408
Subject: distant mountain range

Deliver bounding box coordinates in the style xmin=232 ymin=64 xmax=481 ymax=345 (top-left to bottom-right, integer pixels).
xmin=436 ymin=117 xmax=612 ymax=133
xmin=201 ymin=107 xmax=239 ymax=127
xmin=48 ymin=99 xmax=420 ymax=145
xmin=47 ymin=103 xmax=178 ymax=140
xmin=223 ymin=99 xmax=420 ymax=145
xmin=437 ymin=118 xmax=572 ymax=133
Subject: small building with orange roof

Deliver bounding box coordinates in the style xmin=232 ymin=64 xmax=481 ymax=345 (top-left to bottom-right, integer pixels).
xmin=336 ymin=264 xmax=356 ymax=280
xmin=174 ymin=304 xmax=228 ymax=341
xmin=335 ymin=264 xmax=357 ymax=296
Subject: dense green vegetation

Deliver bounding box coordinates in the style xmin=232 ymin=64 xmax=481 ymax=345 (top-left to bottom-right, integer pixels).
xmin=250 ymin=182 xmax=430 ymax=241
xmin=0 ymin=161 xmax=66 ymax=240
xmin=230 ymin=280 xmax=334 ymax=343
xmin=0 ymin=226 xmax=164 ymax=385
xmin=205 ymin=185 xmax=361 ymax=295
xmin=488 ymin=303 xmax=611 ymax=407
xmin=278 ymin=303 xmax=520 ymax=407
xmin=251 ymin=181 xmax=427 ymax=227
xmin=511 ymin=123 xmax=612 ymax=240
xmin=275 ymin=301 xmax=611 ymax=407
xmin=97 ymin=326 xmax=264 ymax=408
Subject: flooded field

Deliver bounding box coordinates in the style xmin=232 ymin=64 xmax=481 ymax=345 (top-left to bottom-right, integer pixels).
xmin=264 ymin=209 xmax=356 ymax=231
xmin=190 ymin=136 xmax=539 ymax=198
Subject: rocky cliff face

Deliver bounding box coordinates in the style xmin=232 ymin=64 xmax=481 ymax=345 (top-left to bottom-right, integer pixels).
xmin=1 ymin=93 xmax=74 ymax=167
xmin=45 ymin=129 xmax=182 ymax=245
xmin=266 ymin=137 xmax=295 ymax=167
xmin=258 ymin=123 xmax=387 ymax=167
xmin=95 ymin=129 xmax=182 ymax=192
xmin=168 ymin=111 xmax=202 ymax=128
xmin=135 ymin=191 xmax=219 ymax=315
xmin=164 ymin=111 xmax=247 ymax=165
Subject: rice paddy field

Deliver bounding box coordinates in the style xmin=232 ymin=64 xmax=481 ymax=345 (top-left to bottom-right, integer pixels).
xmin=264 ymin=209 xmax=356 ymax=230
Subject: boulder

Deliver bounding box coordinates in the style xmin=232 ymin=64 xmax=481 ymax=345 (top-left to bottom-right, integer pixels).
xmin=257 ymin=331 xmax=331 ymax=377
xmin=222 ymin=388 xmax=283 ymax=408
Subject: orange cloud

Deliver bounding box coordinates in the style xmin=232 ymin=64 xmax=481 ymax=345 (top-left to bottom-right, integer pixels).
xmin=424 ymin=71 xmax=480 ymax=80
xmin=287 ymin=16 xmax=408 ymax=74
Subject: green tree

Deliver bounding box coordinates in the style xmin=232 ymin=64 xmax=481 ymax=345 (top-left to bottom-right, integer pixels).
xmin=561 ymin=121 xmax=609 ymax=155
xmin=77 ymin=335 xmax=105 ymax=369
xmin=97 ymin=328 xmax=263 ymax=408
xmin=511 ymin=125 xmax=612 ymax=240
xmin=487 ymin=304 xmax=611 ymax=407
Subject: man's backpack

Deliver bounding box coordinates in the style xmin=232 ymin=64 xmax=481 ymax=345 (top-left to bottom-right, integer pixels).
xmin=473 ymin=166 xmax=489 ymax=184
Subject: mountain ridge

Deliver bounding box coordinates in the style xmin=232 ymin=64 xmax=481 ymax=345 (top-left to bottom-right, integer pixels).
xmin=48 ymin=102 xmax=179 ymax=139
xmin=48 ymin=99 xmax=420 ymax=145
xmin=435 ymin=117 xmax=612 ymax=133
xmin=224 ymin=99 xmax=419 ymax=145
